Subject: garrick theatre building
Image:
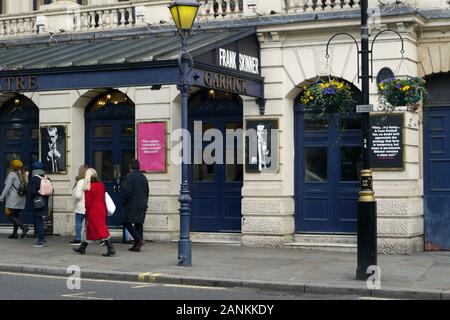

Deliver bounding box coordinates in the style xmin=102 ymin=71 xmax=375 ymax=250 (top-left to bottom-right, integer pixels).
xmin=1 ymin=0 xmax=450 ymax=255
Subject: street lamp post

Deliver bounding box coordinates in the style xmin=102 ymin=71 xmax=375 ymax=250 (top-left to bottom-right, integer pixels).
xmin=325 ymin=0 xmax=404 ymax=280
xmin=356 ymin=0 xmax=377 ymax=281
xmin=168 ymin=0 xmax=200 ymax=267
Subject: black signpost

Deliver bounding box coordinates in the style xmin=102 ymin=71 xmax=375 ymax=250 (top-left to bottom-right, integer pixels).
xmin=369 ymin=114 xmax=404 ymax=170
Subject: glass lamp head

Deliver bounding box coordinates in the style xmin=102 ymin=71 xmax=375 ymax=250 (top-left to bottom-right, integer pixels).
xmin=169 ymin=0 xmax=200 ymax=34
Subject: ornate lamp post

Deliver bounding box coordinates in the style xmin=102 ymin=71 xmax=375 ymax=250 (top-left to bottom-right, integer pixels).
xmin=325 ymin=0 xmax=404 ymax=280
xmin=168 ymin=0 xmax=200 ymax=266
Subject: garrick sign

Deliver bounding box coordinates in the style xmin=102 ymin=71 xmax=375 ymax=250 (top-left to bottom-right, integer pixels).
xmin=0 ymin=76 xmax=38 ymax=91
xmin=204 ymin=71 xmax=248 ymax=95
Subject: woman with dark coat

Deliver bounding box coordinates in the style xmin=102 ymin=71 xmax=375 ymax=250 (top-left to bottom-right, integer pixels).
xmin=29 ymin=161 xmax=50 ymax=248
xmin=73 ymin=168 xmax=116 ymax=257
xmin=122 ymin=159 xmax=149 ymax=252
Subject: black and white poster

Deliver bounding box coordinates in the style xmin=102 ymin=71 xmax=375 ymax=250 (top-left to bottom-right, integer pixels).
xmin=245 ymin=119 xmax=279 ymax=173
xmin=369 ymin=114 xmax=404 ymax=170
xmin=40 ymin=126 xmax=67 ymax=174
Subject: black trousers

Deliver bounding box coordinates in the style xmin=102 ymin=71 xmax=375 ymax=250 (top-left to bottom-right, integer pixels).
xmin=123 ymin=222 xmax=143 ymax=242
xmin=7 ymin=209 xmax=26 ymax=234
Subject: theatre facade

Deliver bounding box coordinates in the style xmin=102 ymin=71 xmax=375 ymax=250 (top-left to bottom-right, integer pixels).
xmin=1 ymin=0 xmax=450 ymax=254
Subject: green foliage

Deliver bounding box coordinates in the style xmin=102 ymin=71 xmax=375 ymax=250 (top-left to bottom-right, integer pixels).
xmin=300 ymin=79 xmax=355 ymax=115
xmin=377 ymin=77 xmax=427 ymax=112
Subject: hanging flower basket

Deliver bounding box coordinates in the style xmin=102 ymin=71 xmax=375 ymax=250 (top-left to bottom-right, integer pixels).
xmin=377 ymin=77 xmax=426 ymax=112
xmin=300 ymin=79 xmax=355 ymax=115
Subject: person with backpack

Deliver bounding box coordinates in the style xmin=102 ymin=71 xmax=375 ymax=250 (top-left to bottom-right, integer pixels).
xmin=73 ymin=168 xmax=116 ymax=257
xmin=29 ymin=161 xmax=53 ymax=248
xmin=0 ymin=160 xmax=30 ymax=239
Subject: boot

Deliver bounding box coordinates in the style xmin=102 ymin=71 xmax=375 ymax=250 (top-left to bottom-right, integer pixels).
xmin=9 ymin=225 xmax=18 ymax=239
xmin=102 ymin=239 xmax=116 ymax=257
xmin=21 ymin=226 xmax=30 ymax=239
xmin=129 ymin=240 xmax=145 ymax=252
xmin=73 ymin=242 xmax=88 ymax=254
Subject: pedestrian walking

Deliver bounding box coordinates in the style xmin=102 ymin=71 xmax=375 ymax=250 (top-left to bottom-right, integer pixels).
xmin=0 ymin=160 xmax=30 ymax=239
xmin=29 ymin=161 xmax=53 ymax=248
xmin=123 ymin=159 xmax=149 ymax=252
xmin=73 ymin=168 xmax=116 ymax=257
xmin=70 ymin=164 xmax=89 ymax=245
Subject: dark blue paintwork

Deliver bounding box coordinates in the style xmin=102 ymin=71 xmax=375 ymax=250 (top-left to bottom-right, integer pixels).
xmin=0 ymin=99 xmax=39 ymax=225
xmin=188 ymin=93 xmax=243 ymax=232
xmin=294 ymin=109 xmax=362 ymax=233
xmin=424 ymin=107 xmax=450 ymax=251
xmin=85 ymin=102 xmax=135 ymax=228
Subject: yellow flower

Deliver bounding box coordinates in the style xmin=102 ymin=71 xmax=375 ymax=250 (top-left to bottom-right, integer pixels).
xmin=325 ymin=83 xmax=330 ymax=88
xmin=303 ymin=86 xmax=307 ymax=90
xmin=309 ymin=96 xmax=314 ymax=100
xmin=402 ymin=85 xmax=411 ymax=91
xmin=319 ymin=83 xmax=325 ymax=89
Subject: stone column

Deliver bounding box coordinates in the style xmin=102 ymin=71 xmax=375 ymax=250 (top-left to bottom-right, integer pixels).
xmin=241 ymin=32 xmax=295 ymax=247
xmin=133 ymin=85 xmax=182 ymax=242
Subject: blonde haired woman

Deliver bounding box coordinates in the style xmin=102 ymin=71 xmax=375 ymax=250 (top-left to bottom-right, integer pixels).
xmin=70 ymin=164 xmax=89 ymax=245
xmin=73 ymin=168 xmax=116 ymax=256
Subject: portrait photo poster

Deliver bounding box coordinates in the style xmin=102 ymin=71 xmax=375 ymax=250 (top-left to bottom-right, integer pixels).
xmin=40 ymin=125 xmax=67 ymax=174
xmin=245 ymin=119 xmax=279 ymax=173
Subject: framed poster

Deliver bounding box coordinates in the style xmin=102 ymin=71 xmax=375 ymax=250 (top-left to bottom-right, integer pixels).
xmin=245 ymin=119 xmax=279 ymax=173
xmin=40 ymin=125 xmax=67 ymax=174
xmin=369 ymin=114 xmax=404 ymax=170
xmin=137 ymin=122 xmax=167 ymax=173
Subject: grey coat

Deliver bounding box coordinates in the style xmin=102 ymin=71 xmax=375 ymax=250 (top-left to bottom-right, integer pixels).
xmin=0 ymin=171 xmax=27 ymax=210
xmin=122 ymin=170 xmax=149 ymax=224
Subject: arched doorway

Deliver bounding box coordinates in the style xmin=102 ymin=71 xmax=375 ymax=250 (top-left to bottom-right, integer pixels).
xmin=188 ymin=90 xmax=243 ymax=232
xmin=294 ymin=80 xmax=363 ymax=234
xmin=424 ymin=73 xmax=450 ymax=251
xmin=85 ymin=90 xmax=135 ymax=228
xmin=0 ymin=95 xmax=39 ymax=225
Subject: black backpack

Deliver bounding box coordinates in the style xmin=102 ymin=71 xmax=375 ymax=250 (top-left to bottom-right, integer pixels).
xmin=13 ymin=172 xmax=29 ymax=197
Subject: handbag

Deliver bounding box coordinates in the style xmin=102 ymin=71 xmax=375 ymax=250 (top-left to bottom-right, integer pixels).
xmin=105 ymin=192 xmax=116 ymax=216
xmin=33 ymin=195 xmax=46 ymax=210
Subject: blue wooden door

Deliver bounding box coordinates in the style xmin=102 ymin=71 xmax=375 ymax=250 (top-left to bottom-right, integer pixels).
xmin=189 ymin=117 xmax=243 ymax=232
xmin=424 ymin=107 xmax=450 ymax=250
xmin=188 ymin=92 xmax=243 ymax=232
xmin=0 ymin=99 xmax=39 ymax=225
xmin=295 ymin=111 xmax=362 ymax=233
xmin=85 ymin=98 xmax=135 ymax=228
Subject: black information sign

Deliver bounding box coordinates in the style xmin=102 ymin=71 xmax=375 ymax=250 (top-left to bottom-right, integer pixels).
xmin=369 ymin=114 xmax=404 ymax=170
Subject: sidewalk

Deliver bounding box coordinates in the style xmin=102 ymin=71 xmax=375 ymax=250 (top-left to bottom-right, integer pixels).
xmin=0 ymin=235 xmax=449 ymax=300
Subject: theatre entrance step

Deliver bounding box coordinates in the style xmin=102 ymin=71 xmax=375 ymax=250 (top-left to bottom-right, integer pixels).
xmin=185 ymin=232 xmax=242 ymax=246
xmin=284 ymin=234 xmax=356 ymax=252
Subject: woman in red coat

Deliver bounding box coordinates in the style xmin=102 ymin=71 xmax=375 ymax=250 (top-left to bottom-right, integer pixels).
xmin=73 ymin=168 xmax=116 ymax=257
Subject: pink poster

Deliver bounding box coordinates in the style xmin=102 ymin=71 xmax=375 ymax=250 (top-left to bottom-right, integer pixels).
xmin=137 ymin=122 xmax=166 ymax=172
